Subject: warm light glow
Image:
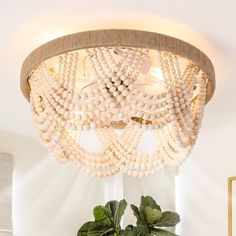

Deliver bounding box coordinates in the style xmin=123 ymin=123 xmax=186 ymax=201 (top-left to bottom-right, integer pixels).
xmin=149 ymin=66 xmax=164 ymax=81
xmin=28 ymin=46 xmax=208 ymax=177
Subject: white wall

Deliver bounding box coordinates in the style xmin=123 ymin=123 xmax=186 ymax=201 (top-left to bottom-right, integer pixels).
xmin=176 ymin=121 xmax=236 ymax=235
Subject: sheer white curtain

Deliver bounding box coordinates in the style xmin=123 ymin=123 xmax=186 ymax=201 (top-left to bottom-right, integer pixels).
xmin=0 ymin=153 xmax=13 ymax=236
xmin=0 ymin=131 xmax=177 ymax=236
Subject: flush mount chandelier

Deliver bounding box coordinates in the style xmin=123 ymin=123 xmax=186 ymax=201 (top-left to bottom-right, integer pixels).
xmin=21 ymin=29 xmax=215 ymax=177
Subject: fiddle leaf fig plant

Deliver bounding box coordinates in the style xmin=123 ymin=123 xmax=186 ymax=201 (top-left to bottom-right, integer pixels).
xmin=77 ymin=196 xmax=180 ymax=236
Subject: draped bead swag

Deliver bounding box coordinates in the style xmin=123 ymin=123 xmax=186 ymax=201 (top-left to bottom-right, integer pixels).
xmin=28 ymin=47 xmax=207 ymax=177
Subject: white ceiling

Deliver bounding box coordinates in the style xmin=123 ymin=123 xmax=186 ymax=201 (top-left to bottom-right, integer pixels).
xmin=0 ymin=0 xmax=235 ymax=137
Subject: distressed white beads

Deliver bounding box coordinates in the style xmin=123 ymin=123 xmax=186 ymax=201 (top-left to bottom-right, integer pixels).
xmin=29 ymin=47 xmax=207 ymax=177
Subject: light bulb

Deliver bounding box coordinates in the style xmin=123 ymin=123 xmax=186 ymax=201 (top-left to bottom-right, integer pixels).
xmin=149 ymin=67 xmax=164 ymax=81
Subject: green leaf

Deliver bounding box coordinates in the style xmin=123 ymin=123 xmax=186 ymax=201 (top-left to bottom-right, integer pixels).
xmin=122 ymin=225 xmax=148 ymax=236
xmin=93 ymin=205 xmax=112 ymax=226
xmin=88 ymin=224 xmax=114 ymax=236
xmin=78 ymin=222 xmax=93 ymax=236
xmin=130 ymin=204 xmax=143 ymax=224
xmin=151 ymin=228 xmax=178 ymax=236
xmin=105 ymin=200 xmax=119 ymax=218
xmin=122 ymin=225 xmax=136 ymax=236
xmin=139 ymin=196 xmax=161 ymax=225
xmin=154 ymin=211 xmax=180 ymax=227
xmin=115 ymin=199 xmax=127 ymax=227
xmin=144 ymin=206 xmax=162 ymax=224
xmin=105 ymin=199 xmax=127 ymax=230
xmin=140 ymin=196 xmax=161 ymax=212
xmin=136 ymin=225 xmax=149 ymax=236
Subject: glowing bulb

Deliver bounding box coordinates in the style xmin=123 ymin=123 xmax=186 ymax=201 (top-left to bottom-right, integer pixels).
xmin=49 ymin=63 xmax=60 ymax=74
xmin=149 ymin=67 xmax=164 ymax=81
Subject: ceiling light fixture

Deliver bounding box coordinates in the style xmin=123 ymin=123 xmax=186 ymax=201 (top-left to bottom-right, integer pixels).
xmin=21 ymin=29 xmax=215 ymax=177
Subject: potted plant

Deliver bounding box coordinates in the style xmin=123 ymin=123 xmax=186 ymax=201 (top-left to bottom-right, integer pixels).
xmin=78 ymin=196 xmax=180 ymax=236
